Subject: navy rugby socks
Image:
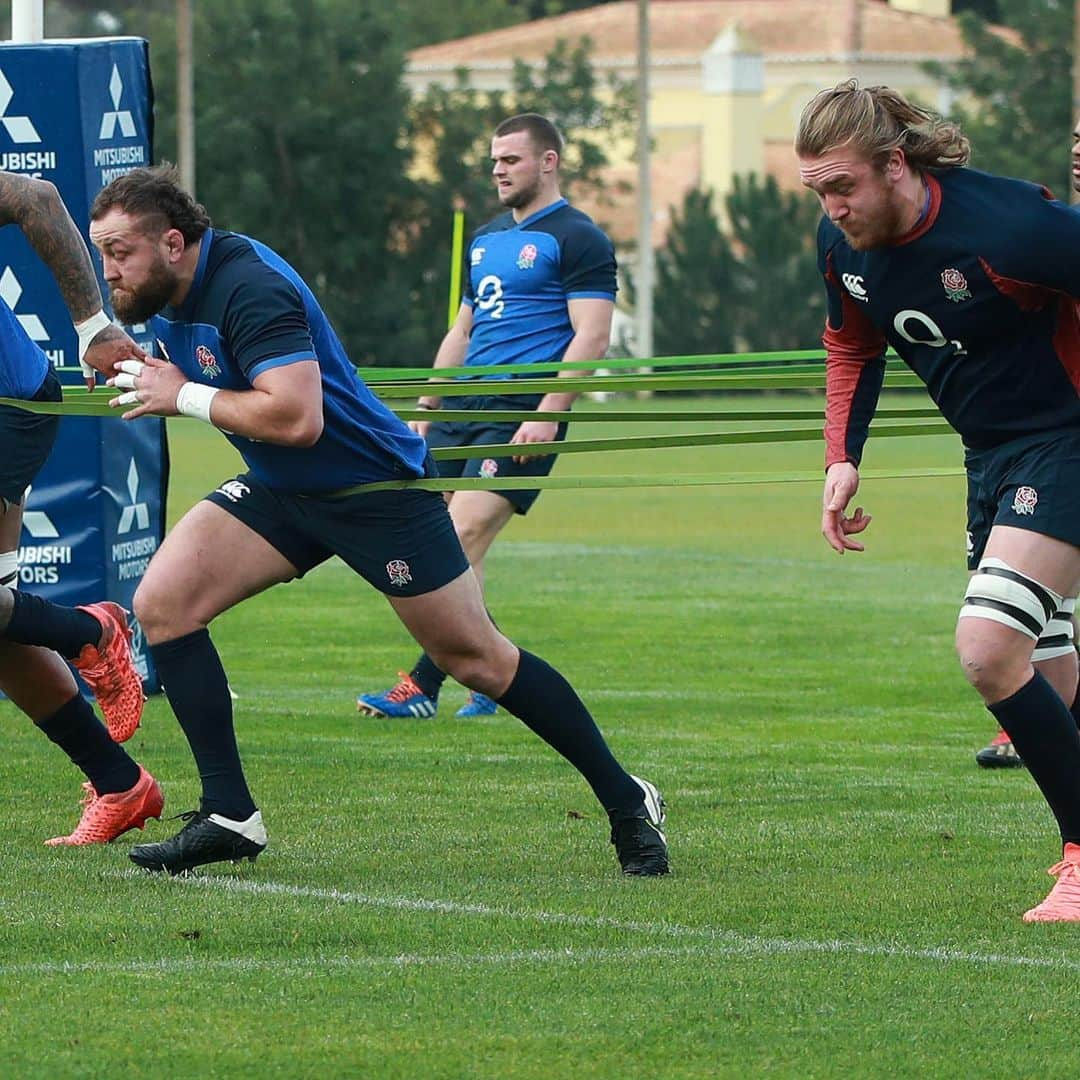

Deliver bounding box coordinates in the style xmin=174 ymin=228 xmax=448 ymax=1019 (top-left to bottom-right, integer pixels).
xmin=410 ymin=653 xmax=446 ymax=700
xmin=496 ymin=649 xmax=643 ymax=812
xmin=36 ymin=694 xmax=139 ymax=795
xmin=150 ymin=628 xmax=257 ymax=821
xmin=3 ymin=589 xmax=102 ymax=660
xmin=989 ymin=671 xmax=1080 ymax=843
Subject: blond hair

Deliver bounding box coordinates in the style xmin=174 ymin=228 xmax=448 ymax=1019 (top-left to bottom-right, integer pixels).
xmin=795 ymin=79 xmax=970 ymax=170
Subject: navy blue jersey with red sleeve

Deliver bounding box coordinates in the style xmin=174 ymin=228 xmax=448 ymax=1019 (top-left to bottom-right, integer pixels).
xmin=461 ymin=198 xmax=616 ymax=378
xmin=819 ymin=168 xmax=1080 ymax=467
xmin=150 ymin=229 xmax=427 ymax=493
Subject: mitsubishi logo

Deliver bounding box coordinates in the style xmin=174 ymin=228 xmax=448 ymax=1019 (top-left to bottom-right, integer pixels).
xmin=0 ymin=266 xmax=48 ymax=341
xmin=117 ymin=458 xmax=149 ymax=534
xmin=21 ymin=485 xmax=58 ymax=539
xmin=0 ymin=68 xmax=40 ymax=144
xmin=99 ymin=64 xmax=136 ymax=140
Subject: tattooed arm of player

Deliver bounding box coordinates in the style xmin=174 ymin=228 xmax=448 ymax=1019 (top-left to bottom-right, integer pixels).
xmin=0 ymin=171 xmax=145 ymax=386
xmin=0 ymin=171 xmax=103 ymax=320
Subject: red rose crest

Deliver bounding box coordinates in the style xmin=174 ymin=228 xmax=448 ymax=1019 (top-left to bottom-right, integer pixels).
xmin=195 ymin=344 xmax=222 ymax=378
xmin=516 ymin=243 xmax=538 ymax=271
xmin=941 ymin=267 xmax=971 ymax=303
xmin=1012 ymin=486 xmax=1038 ymax=516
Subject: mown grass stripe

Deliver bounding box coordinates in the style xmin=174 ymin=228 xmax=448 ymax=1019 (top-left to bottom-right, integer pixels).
xmin=151 ymin=876 xmax=1080 ymax=976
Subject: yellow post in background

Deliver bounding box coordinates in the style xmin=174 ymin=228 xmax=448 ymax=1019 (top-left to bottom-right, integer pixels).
xmin=447 ymin=205 xmax=466 ymax=328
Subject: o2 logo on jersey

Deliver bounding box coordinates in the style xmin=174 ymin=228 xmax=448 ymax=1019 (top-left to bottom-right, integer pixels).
xmin=841 ymin=273 xmax=869 ymax=302
xmin=893 ymin=309 xmax=967 ymax=357
xmin=476 ymin=274 xmax=505 ymax=319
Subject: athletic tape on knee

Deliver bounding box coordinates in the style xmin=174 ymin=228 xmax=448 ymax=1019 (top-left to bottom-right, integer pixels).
xmin=1033 ymin=596 xmax=1078 ymax=661
xmin=0 ymin=550 xmax=18 ymax=589
xmin=958 ymin=557 xmax=1062 ymax=641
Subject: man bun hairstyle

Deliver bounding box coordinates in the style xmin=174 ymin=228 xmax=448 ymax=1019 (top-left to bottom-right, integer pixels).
xmin=795 ymin=78 xmax=970 ymax=171
xmin=494 ymin=113 xmax=564 ymax=161
xmin=89 ymin=162 xmax=211 ymax=242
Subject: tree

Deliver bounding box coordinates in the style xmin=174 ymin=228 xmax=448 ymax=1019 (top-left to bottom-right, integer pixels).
xmin=924 ymin=0 xmax=1073 ymax=193
xmin=649 ymin=189 xmax=738 ymax=359
xmin=642 ymin=178 xmax=824 ymax=360
xmin=107 ymin=0 xmax=417 ymax=365
xmin=72 ymin=5 xmax=629 ymax=366
xmin=725 ymin=175 xmax=825 ymax=353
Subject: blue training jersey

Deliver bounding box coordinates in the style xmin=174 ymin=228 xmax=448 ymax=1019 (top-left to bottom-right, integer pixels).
xmin=818 ymin=168 xmax=1080 ymax=467
xmin=462 ymin=199 xmax=616 ymax=378
xmin=151 ymin=230 xmax=428 ymax=493
xmin=0 ymin=295 xmax=49 ymax=399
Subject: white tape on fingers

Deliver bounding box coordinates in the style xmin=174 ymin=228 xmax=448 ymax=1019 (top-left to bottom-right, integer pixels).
xmin=113 ymin=372 xmax=137 ymax=390
xmin=116 ymin=359 xmax=145 ymax=377
xmin=114 ymin=391 xmax=140 ymax=406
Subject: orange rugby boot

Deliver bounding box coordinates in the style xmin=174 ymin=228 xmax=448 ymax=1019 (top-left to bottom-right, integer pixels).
xmin=1023 ymin=843 xmax=1080 ymax=923
xmin=73 ymin=601 xmax=145 ymax=742
xmin=44 ymin=765 xmax=164 ymax=846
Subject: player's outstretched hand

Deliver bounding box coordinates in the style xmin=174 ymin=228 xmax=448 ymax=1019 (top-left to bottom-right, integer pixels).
xmin=81 ymin=326 xmax=148 ymax=391
xmin=822 ymin=461 xmax=871 ymax=554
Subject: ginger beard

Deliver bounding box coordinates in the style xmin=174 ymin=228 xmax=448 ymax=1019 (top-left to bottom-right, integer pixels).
xmin=799 ymin=149 xmax=912 ymax=251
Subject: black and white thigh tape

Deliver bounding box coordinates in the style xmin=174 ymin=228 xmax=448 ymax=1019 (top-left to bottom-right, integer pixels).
xmin=0 ymin=550 xmax=18 ymax=589
xmin=1033 ymin=596 xmax=1077 ymax=662
xmin=958 ymin=557 xmax=1061 ymax=642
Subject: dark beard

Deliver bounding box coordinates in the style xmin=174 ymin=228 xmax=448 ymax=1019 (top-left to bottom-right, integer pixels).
xmin=501 ymin=178 xmax=541 ymax=209
xmin=108 ymin=261 xmax=176 ymax=323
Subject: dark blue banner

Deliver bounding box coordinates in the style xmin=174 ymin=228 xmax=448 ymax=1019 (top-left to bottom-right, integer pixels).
xmin=0 ymin=38 xmax=165 ymax=690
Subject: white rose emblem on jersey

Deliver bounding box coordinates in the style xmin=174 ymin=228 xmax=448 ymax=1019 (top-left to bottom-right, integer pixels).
xmin=386 ymin=559 xmax=412 ymax=587
xmin=1013 ymin=486 xmax=1038 ymax=516
xmin=516 ymin=243 xmax=537 ymax=271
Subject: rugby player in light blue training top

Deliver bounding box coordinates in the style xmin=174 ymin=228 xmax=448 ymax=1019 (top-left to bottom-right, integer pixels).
xmin=358 ymin=113 xmax=616 ymax=721
xmin=0 ymin=170 xmax=161 ymax=847
xmin=798 ymin=79 xmax=1080 ymax=921
xmin=88 ymin=163 xmax=667 ymax=877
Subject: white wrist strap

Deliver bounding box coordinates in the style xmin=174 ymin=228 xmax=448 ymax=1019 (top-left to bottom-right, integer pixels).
xmin=175 ymin=382 xmax=220 ymax=424
xmin=73 ymin=309 xmax=114 ymax=376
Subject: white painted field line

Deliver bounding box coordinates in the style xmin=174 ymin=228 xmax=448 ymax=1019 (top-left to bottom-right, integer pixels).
xmin=0 ymin=944 xmax=702 ymax=978
xmin=170 ymin=875 xmax=1080 ymax=976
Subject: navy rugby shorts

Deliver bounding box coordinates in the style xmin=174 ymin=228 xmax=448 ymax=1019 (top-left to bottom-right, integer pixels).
xmin=0 ymin=368 xmax=60 ymax=507
xmin=965 ymin=427 xmax=1080 ymax=569
xmin=204 ymin=464 xmax=469 ymax=597
xmin=425 ymin=393 xmax=567 ymax=515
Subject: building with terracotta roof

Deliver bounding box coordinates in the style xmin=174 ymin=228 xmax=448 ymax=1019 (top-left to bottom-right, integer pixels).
xmin=405 ymin=0 xmax=1001 ymax=246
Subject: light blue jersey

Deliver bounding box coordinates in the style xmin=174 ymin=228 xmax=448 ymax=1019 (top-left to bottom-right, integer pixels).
xmin=463 ymin=199 xmax=616 ymax=378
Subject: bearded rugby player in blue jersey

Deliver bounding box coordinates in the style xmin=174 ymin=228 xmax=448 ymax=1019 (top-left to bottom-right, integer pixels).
xmin=0 ymin=170 xmax=160 ymax=846
xmin=797 ymin=79 xmax=1080 ymax=921
xmin=87 ymin=163 xmax=667 ymax=877
xmin=358 ymin=114 xmax=616 ymax=721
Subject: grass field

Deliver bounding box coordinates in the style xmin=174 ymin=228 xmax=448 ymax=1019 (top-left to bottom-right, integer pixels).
xmin=2 ymin=395 xmax=1077 ymax=1078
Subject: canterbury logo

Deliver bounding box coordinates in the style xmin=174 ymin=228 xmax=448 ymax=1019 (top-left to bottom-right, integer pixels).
xmin=841 ymin=273 xmax=869 ymax=302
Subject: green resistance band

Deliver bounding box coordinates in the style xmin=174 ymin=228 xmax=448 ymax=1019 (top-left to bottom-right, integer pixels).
xmin=319 ymin=466 xmax=966 ymax=498
xmin=355 ymin=346 xmax=906 ymax=382
xmin=392 ymin=406 xmax=942 ymax=424
xmin=426 ymin=421 xmax=952 ymax=463
xmin=2 ymin=365 xmax=923 ymax=416
xmin=372 ymin=370 xmax=924 ymax=397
